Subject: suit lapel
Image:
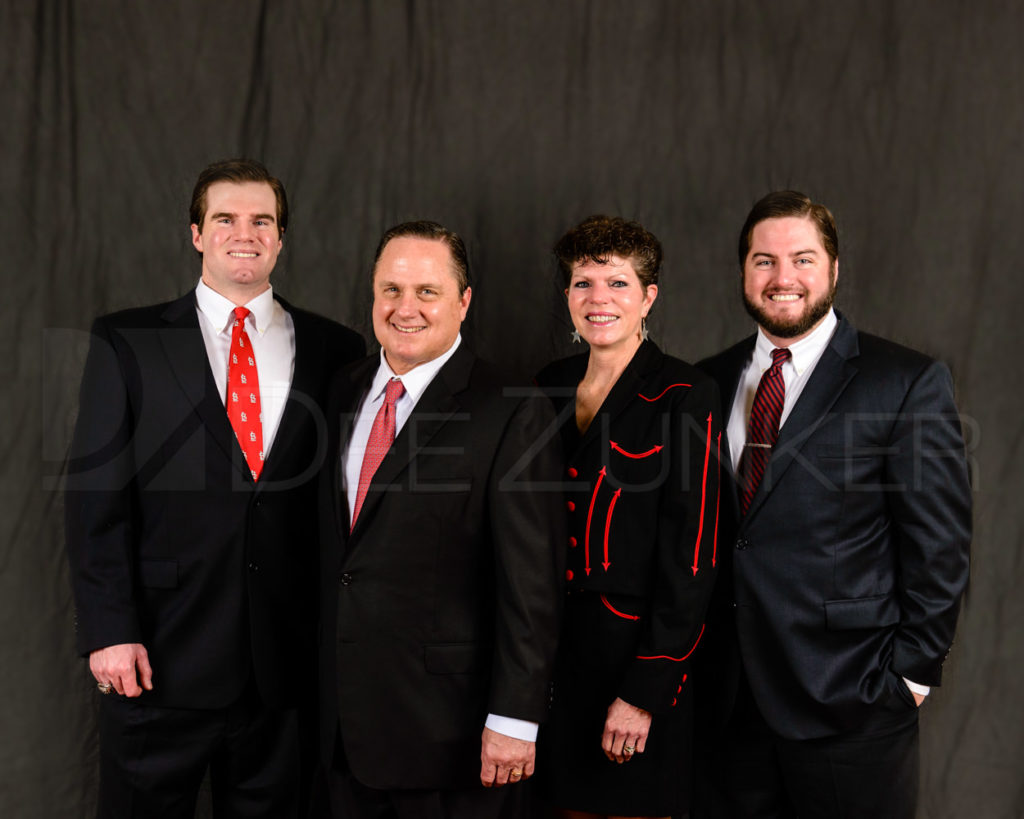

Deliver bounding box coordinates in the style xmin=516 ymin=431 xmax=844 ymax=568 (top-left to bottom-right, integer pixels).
xmin=328 ymin=357 xmax=377 ymax=544
xmin=716 ymin=337 xmax=755 ymax=427
xmin=258 ymin=298 xmax=315 ymax=482
xmin=743 ymin=317 xmax=860 ymax=521
xmin=158 ymin=293 xmax=247 ymax=478
xmin=348 ymin=344 xmax=472 ymax=542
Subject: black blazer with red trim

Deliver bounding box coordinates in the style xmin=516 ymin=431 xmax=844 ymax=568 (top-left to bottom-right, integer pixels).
xmin=536 ymin=340 xmax=721 ymax=714
xmin=65 ymin=291 xmax=365 ymax=710
xmin=317 ymin=342 xmax=565 ymax=790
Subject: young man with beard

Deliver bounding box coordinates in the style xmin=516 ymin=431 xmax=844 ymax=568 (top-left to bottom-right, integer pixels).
xmin=694 ymin=190 xmax=971 ymax=818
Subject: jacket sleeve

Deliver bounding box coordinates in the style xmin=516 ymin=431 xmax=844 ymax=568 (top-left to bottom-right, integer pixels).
xmin=886 ymin=360 xmax=972 ymax=686
xmin=64 ymin=317 xmax=144 ymax=655
xmin=617 ymin=377 xmax=722 ymax=713
xmin=486 ymin=389 xmax=567 ymax=723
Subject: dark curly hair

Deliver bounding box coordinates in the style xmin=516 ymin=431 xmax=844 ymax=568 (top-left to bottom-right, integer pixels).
xmin=554 ymin=215 xmax=662 ymax=288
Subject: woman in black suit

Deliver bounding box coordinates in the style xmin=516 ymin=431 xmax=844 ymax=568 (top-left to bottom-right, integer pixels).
xmin=536 ymin=216 xmax=721 ymax=819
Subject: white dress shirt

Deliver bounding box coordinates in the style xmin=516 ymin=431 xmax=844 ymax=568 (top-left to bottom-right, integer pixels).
xmin=341 ymin=334 xmax=539 ymax=742
xmin=342 ymin=335 xmax=463 ymax=516
xmin=725 ymin=308 xmax=929 ymax=699
xmin=726 ymin=309 xmax=838 ymax=472
xmin=195 ymin=280 xmax=296 ymax=458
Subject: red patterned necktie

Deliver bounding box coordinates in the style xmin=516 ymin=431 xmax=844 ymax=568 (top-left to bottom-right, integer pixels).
xmin=351 ymin=377 xmax=405 ymax=527
xmin=739 ymin=347 xmax=791 ymax=514
xmin=227 ymin=306 xmax=264 ymax=481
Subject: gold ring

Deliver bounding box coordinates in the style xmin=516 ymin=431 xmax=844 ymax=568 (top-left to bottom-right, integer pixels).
xmin=623 ymin=744 xmax=635 ymax=754
xmin=510 ymin=769 xmax=523 ymax=778
xmin=97 ymin=682 xmax=113 ymax=695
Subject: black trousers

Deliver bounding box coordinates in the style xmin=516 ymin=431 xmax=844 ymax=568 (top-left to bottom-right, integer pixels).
xmin=96 ymin=682 xmax=300 ymax=819
xmin=700 ymin=673 xmax=920 ymax=819
xmin=324 ymin=728 xmax=533 ymax=819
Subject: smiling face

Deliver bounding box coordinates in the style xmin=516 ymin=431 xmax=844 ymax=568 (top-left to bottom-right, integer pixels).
xmin=742 ymin=216 xmax=837 ymax=346
xmin=566 ymin=255 xmax=658 ymax=352
xmin=371 ymin=236 xmax=472 ymax=375
xmin=191 ymin=181 xmax=283 ymax=304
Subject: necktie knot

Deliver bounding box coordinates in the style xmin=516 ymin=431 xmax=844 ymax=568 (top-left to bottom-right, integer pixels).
xmin=384 ymin=377 xmax=405 ymax=406
xmin=770 ymin=347 xmax=791 ymax=368
xmin=233 ymin=306 xmax=250 ymax=327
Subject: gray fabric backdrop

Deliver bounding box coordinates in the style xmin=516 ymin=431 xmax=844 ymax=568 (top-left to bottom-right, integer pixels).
xmin=3 ymin=1 xmax=1020 ymax=816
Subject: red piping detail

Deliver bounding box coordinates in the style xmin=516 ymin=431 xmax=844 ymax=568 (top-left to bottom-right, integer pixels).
xmin=584 ymin=467 xmax=605 ymax=576
xmin=638 ymin=383 xmax=691 ymax=402
xmin=637 ymin=623 xmax=706 ymax=662
xmin=610 ymin=441 xmax=664 ymax=459
xmin=602 ymin=489 xmax=620 ymax=571
xmin=691 ymin=412 xmax=713 ymax=575
xmin=600 ymin=593 xmax=640 ymax=621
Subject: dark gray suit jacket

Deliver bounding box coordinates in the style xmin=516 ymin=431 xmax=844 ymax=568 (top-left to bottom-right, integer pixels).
xmin=698 ymin=313 xmax=971 ymax=739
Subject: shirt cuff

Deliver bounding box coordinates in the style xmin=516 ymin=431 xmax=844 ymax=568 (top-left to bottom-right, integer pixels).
xmin=903 ymin=678 xmax=930 ymax=697
xmin=485 ymin=713 xmax=539 ymax=742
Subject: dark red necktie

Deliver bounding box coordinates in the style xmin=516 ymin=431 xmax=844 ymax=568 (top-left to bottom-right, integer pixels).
xmin=351 ymin=378 xmax=405 ymax=528
xmin=227 ymin=307 xmax=264 ymax=481
xmin=739 ymin=347 xmax=791 ymax=514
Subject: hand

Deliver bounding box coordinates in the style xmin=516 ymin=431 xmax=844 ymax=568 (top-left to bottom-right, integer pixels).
xmin=601 ymin=697 xmax=652 ymax=764
xmin=89 ymin=643 xmax=153 ymax=697
xmin=479 ymin=726 xmax=535 ymax=787
xmin=912 ymin=690 xmax=926 ymax=707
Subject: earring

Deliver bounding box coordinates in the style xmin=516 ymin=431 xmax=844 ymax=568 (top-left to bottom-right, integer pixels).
xmin=571 ymin=329 xmax=582 ymax=344
xmin=640 ymin=318 xmax=649 ymax=342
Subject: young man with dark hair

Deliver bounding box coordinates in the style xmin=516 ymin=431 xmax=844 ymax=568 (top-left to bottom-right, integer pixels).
xmin=66 ymin=158 xmax=365 ymax=818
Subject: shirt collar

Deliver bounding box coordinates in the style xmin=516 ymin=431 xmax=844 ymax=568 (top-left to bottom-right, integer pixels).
xmin=368 ymin=334 xmax=463 ymax=404
xmin=754 ymin=308 xmax=838 ymax=375
xmin=195 ymin=279 xmax=277 ymax=335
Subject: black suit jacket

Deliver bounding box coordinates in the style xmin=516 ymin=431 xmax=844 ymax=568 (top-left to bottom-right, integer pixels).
xmin=698 ymin=313 xmax=971 ymax=740
xmin=317 ymin=343 xmax=565 ymax=790
xmin=66 ymin=291 xmax=365 ymax=710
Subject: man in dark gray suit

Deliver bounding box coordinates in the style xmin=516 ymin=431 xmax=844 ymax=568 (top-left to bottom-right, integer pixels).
xmin=696 ymin=190 xmax=971 ymax=818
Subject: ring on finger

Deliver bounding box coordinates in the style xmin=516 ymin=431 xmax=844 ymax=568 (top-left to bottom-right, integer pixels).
xmin=97 ymin=682 xmax=113 ymax=695
xmin=623 ymin=744 xmax=636 ymax=755
xmin=510 ymin=769 xmax=523 ymax=779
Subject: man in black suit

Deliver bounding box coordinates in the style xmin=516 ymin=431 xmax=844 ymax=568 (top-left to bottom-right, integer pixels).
xmin=318 ymin=221 xmax=564 ymax=818
xmin=695 ymin=191 xmax=971 ymax=818
xmin=65 ymin=158 xmax=365 ymax=818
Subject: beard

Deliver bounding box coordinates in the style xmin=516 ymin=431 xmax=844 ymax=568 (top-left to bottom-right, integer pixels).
xmin=743 ymin=270 xmax=837 ymax=340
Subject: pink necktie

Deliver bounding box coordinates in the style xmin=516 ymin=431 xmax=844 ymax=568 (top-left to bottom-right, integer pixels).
xmin=351 ymin=378 xmax=405 ymax=527
xmin=227 ymin=307 xmax=264 ymax=481
xmin=739 ymin=347 xmax=791 ymax=514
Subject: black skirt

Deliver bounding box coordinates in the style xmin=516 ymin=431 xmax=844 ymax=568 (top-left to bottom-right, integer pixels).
xmin=536 ymin=590 xmax=693 ymax=816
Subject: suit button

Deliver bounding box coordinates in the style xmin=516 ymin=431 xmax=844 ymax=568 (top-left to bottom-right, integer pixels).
xmin=248 ymin=562 xmax=259 ymax=572
xmin=568 ymin=536 xmax=577 ymax=548
xmin=567 ymin=467 xmax=578 ymax=478
xmin=735 ymin=538 xmax=749 ymax=550
xmin=340 ymin=572 xmax=352 ymax=586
